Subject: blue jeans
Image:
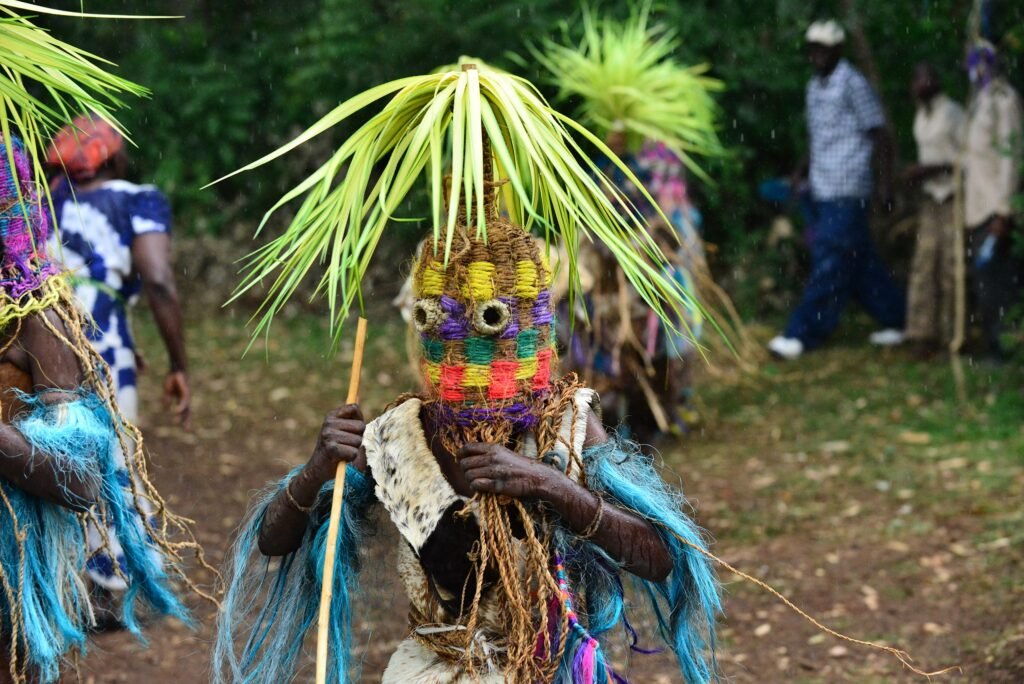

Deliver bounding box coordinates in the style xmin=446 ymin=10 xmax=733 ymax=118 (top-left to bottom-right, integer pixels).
xmin=784 ymin=198 xmax=905 ymax=349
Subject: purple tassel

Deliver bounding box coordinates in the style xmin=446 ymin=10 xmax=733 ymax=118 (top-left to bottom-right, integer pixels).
xmin=572 ymin=637 xmax=598 ymax=683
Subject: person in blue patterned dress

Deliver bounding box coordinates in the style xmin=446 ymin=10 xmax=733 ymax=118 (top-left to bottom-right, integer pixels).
xmin=45 ymin=115 xmax=190 ymax=619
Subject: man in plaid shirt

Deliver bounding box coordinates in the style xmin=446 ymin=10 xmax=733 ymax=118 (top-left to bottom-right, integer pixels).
xmin=769 ymin=20 xmax=905 ymax=360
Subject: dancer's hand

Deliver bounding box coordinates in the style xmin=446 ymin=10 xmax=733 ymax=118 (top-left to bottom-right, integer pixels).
xmin=458 ymin=443 xmax=561 ymax=500
xmin=163 ymin=370 xmax=191 ymax=430
xmin=308 ymin=404 xmax=365 ymax=482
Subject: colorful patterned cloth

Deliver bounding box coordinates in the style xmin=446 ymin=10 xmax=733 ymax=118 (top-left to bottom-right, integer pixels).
xmin=48 ymin=178 xmax=171 ymax=420
xmin=48 ymin=177 xmax=171 ymax=589
xmin=45 ymin=115 xmax=125 ymax=182
xmin=0 ymin=138 xmax=59 ymax=301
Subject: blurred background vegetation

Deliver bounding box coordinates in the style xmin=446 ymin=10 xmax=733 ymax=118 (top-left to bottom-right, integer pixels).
xmin=40 ymin=1 xmax=1024 ymax=312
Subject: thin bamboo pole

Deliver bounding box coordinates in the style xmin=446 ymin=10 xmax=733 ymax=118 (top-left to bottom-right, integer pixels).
xmin=315 ymin=316 xmax=368 ymax=684
xmin=950 ymin=163 xmax=967 ymax=404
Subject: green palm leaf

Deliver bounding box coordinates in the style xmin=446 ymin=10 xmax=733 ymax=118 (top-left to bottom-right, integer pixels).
xmin=529 ymin=1 xmax=725 ymax=180
xmin=217 ymin=59 xmax=710 ymax=347
xmin=0 ymin=2 xmax=153 ymax=201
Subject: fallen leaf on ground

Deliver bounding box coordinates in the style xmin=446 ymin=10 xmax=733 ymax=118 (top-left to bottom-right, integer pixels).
xmin=899 ymin=431 xmax=931 ymax=445
xmin=938 ymin=457 xmax=969 ymax=471
xmin=861 ymin=585 xmax=879 ymax=611
xmin=842 ymin=503 xmax=862 ymax=517
xmin=923 ymin=622 xmax=950 ymax=635
xmin=949 ymin=542 xmax=971 ymax=557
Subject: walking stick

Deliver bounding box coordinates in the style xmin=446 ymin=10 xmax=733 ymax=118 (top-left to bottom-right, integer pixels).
xmin=950 ymin=163 xmax=967 ymax=405
xmin=316 ymin=317 xmax=368 ymax=684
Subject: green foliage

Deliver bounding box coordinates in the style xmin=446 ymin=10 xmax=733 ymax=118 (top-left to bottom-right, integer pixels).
xmin=0 ymin=1 xmax=147 ymax=196
xmin=37 ymin=0 xmax=1022 ymax=255
xmin=218 ymin=61 xmax=705 ymax=345
xmin=531 ymin=1 xmax=724 ymax=179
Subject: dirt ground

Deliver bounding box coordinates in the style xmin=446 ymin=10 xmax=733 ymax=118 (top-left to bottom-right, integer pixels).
xmin=75 ymin=308 xmax=1024 ymax=683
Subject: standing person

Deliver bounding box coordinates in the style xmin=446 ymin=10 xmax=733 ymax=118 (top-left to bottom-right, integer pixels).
xmin=533 ymin=4 xmax=734 ymax=441
xmin=903 ymin=63 xmax=966 ymax=359
xmin=215 ymin=64 xmax=720 ymax=684
xmin=768 ymin=20 xmax=906 ymax=360
xmin=962 ymin=41 xmax=1023 ymax=360
xmin=46 ymin=115 xmax=190 ymax=428
xmin=584 ymin=134 xmax=706 ymax=441
xmin=45 ymin=114 xmax=190 ymax=618
xmin=0 ymin=137 xmax=201 ymax=684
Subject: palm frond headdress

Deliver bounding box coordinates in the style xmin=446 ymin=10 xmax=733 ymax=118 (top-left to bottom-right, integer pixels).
xmin=0 ymin=2 xmax=148 ymax=194
xmin=531 ymin=2 xmax=725 ymax=178
xmin=221 ymin=59 xmax=705 ymax=344
xmin=219 ymin=59 xmax=723 ymax=682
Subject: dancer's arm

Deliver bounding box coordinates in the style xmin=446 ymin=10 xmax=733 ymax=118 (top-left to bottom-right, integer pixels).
xmin=458 ymin=412 xmax=672 ymax=582
xmin=0 ymin=311 xmax=97 ymax=511
xmin=257 ymin=404 xmax=369 ymax=557
xmin=133 ymin=232 xmax=190 ymax=429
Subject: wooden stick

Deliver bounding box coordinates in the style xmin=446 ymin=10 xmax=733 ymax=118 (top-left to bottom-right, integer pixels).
xmin=949 ymin=162 xmax=968 ymax=405
xmin=316 ymin=317 xmax=368 ymax=684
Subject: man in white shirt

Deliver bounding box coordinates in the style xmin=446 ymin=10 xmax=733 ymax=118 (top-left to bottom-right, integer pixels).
xmin=902 ymin=63 xmax=965 ymax=357
xmin=962 ymin=41 xmax=1023 ymax=360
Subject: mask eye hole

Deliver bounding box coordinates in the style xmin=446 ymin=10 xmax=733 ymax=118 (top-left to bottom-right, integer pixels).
xmin=412 ymin=299 xmax=445 ymax=333
xmin=472 ymin=299 xmax=512 ymax=336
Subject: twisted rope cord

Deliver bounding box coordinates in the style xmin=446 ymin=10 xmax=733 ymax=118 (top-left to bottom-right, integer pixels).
xmin=662 ymin=527 xmax=960 ymax=678
xmin=0 ymin=484 xmax=27 ymax=684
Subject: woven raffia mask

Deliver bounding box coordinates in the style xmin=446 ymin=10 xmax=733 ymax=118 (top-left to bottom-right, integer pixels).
xmin=411 ymin=216 xmax=557 ymax=437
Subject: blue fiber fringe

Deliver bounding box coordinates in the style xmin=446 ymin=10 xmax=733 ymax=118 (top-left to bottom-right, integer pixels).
xmin=214 ymin=441 xmax=715 ymax=684
xmin=0 ymin=391 xmax=190 ymax=683
xmin=213 ymin=465 xmax=375 ymax=684
xmin=553 ymin=438 xmax=721 ymax=684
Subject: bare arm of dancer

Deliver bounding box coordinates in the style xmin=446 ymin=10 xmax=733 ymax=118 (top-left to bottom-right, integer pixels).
xmin=458 ymin=411 xmax=673 ymax=582
xmin=132 ymin=232 xmax=191 ymax=429
xmin=0 ymin=311 xmax=98 ymax=511
xmin=257 ymin=404 xmax=370 ymax=557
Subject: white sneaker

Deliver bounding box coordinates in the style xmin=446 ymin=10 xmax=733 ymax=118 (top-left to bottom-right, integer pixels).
xmin=868 ymin=329 xmax=905 ymax=346
xmin=768 ymin=335 xmax=804 ymax=360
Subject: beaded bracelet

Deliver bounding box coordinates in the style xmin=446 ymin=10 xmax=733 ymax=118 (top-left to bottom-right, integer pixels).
xmin=285 ymin=479 xmax=314 ymax=515
xmin=578 ymin=495 xmax=605 ymax=539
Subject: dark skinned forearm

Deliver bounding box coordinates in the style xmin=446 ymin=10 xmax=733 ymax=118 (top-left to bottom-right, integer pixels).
xmin=459 ymin=412 xmax=675 ymax=582
xmin=133 ymin=233 xmax=187 ymax=373
xmin=545 ymin=476 xmax=672 ymax=582
xmin=257 ymin=463 xmax=329 ymax=557
xmin=145 ymin=280 xmax=187 ymax=373
xmin=0 ymin=423 xmax=97 ymax=511
xmin=257 ymin=450 xmax=369 ymax=557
